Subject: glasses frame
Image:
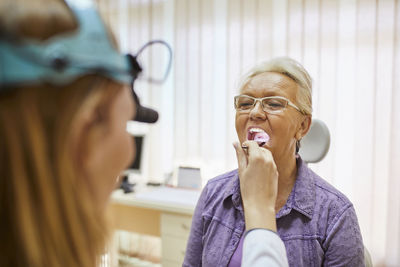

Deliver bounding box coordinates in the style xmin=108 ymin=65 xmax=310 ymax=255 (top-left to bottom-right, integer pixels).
xmin=234 ymin=94 xmax=303 ymax=114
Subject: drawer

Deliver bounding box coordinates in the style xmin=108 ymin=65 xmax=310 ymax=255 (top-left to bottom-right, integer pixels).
xmin=161 ymin=213 xmax=192 ymax=239
xmin=161 ymin=235 xmax=188 ymax=263
xmin=162 ymin=259 xmax=181 ymax=267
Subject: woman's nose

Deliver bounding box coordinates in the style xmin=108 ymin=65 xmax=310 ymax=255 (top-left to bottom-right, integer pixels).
xmin=249 ymin=100 xmax=267 ymax=120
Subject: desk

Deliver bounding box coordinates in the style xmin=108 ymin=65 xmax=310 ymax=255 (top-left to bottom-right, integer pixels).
xmin=110 ymin=187 xmax=201 ymax=266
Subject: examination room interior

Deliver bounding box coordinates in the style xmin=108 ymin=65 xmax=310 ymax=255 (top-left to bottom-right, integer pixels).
xmin=92 ymin=0 xmax=399 ymax=266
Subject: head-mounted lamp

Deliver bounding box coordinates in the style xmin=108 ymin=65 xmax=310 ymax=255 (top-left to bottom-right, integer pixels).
xmin=0 ymin=0 xmax=169 ymax=123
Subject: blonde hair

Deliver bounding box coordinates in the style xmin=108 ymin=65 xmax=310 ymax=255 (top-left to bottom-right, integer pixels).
xmin=0 ymin=1 xmax=122 ymax=266
xmin=238 ymin=57 xmax=313 ymax=115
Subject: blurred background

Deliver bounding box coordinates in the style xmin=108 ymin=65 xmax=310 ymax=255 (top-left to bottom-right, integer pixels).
xmin=96 ymin=0 xmax=399 ymax=266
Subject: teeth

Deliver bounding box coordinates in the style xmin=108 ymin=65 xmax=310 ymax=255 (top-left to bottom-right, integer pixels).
xmin=249 ymin=128 xmax=265 ymax=133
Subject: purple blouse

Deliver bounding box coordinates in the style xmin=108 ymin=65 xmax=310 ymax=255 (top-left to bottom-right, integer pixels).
xmin=227 ymin=234 xmax=244 ymax=267
xmin=183 ymin=157 xmax=365 ymax=267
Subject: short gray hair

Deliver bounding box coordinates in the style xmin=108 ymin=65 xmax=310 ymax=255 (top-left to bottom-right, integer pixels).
xmin=238 ymin=57 xmax=313 ymax=115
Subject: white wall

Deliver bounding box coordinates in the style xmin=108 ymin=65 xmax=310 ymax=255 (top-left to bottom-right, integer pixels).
xmin=98 ymin=0 xmax=400 ymax=265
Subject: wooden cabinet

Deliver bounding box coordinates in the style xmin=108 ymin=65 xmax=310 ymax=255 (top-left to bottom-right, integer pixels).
xmin=161 ymin=213 xmax=192 ymax=266
xmin=162 ymin=259 xmax=182 ymax=267
xmin=110 ymin=187 xmax=200 ymax=267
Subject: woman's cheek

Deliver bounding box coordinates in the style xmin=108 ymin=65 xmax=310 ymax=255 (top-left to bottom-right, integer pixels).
xmin=235 ymin=115 xmax=246 ymax=143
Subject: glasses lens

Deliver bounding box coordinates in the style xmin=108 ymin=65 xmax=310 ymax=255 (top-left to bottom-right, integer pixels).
xmin=235 ymin=96 xmax=255 ymax=110
xmin=262 ymin=98 xmax=287 ymax=112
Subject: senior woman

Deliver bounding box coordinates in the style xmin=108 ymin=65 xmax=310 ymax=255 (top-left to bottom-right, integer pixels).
xmin=183 ymin=57 xmax=365 ymax=267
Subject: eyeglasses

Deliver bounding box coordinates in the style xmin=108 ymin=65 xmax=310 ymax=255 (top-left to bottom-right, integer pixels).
xmin=234 ymin=94 xmax=302 ymax=114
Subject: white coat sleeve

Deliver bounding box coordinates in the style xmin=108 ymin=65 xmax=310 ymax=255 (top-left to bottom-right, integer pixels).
xmin=242 ymin=229 xmax=289 ymax=267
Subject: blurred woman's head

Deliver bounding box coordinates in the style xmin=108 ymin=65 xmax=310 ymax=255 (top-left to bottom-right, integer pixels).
xmin=0 ymin=0 xmax=135 ymax=266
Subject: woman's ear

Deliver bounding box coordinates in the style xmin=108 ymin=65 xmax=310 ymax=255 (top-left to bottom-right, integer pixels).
xmin=296 ymin=115 xmax=312 ymax=141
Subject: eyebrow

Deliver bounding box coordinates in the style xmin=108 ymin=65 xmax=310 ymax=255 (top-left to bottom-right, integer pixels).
xmin=240 ymin=89 xmax=289 ymax=99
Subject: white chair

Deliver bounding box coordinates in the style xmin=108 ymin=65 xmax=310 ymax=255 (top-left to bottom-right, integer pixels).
xmin=298 ymin=118 xmax=330 ymax=163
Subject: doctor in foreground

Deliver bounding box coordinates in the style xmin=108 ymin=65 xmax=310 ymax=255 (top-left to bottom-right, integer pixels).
xmin=0 ymin=0 xmax=156 ymax=265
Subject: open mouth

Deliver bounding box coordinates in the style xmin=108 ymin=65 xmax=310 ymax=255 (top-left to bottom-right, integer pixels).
xmin=247 ymin=128 xmax=270 ymax=146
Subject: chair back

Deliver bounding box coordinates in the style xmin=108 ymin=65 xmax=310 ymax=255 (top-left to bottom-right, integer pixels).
xmin=298 ymin=118 xmax=330 ymax=163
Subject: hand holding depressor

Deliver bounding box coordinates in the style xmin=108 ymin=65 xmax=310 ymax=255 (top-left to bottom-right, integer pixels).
xmin=233 ymin=140 xmax=279 ymax=232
